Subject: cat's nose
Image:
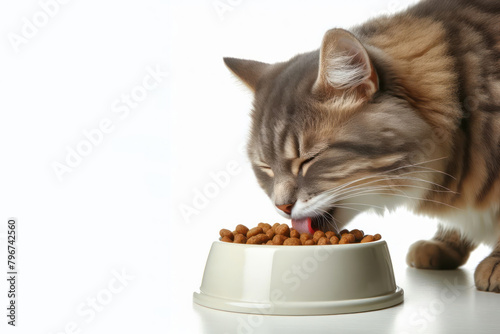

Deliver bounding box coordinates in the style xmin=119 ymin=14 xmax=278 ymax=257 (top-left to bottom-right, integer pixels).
xmin=276 ymin=203 xmax=294 ymax=214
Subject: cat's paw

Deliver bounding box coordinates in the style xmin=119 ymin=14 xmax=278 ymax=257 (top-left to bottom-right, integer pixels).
xmin=474 ymin=256 xmax=500 ymax=292
xmin=406 ymin=240 xmax=465 ymax=269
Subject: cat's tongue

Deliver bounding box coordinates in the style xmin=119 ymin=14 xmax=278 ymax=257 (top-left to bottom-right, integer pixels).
xmin=291 ymin=217 xmax=315 ymax=234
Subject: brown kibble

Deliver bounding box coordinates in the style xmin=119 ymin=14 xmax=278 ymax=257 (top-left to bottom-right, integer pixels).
xmin=219 ymin=223 xmax=380 ymax=245
xmin=343 ymin=233 xmax=356 ymax=243
xmin=275 ymin=224 xmax=290 ymax=237
xmin=317 ymin=237 xmax=330 ymax=245
xmin=258 ymin=233 xmax=270 ymax=243
xmin=272 ymin=234 xmax=288 ymax=245
xmin=247 ymin=227 xmax=263 ymax=238
xmin=325 ymin=231 xmax=335 ymax=239
xmin=260 ymin=223 xmax=272 ymax=232
xmin=361 ymin=235 xmax=375 ymax=243
xmin=247 ymin=233 xmax=269 ymax=244
xmin=300 ymin=233 xmax=311 ymax=244
xmin=283 ymin=237 xmax=301 ymax=245
xmin=266 ymin=229 xmax=275 ymax=239
xmin=235 ymin=224 xmax=249 ymax=235
xmin=350 ymin=229 xmax=364 ymax=241
xmin=219 ymin=229 xmax=234 ymax=241
xmin=233 ymin=234 xmax=247 ymax=244
xmin=313 ymin=230 xmax=325 ymax=242
xmin=339 ymin=233 xmax=355 ymax=244
xmin=339 ymin=236 xmax=350 ymax=244
xmin=330 ymin=236 xmax=340 ymax=244
xmin=221 ymin=236 xmax=233 ymax=243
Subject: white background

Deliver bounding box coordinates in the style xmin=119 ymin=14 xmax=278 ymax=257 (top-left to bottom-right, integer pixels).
xmin=0 ymin=0 xmax=498 ymax=333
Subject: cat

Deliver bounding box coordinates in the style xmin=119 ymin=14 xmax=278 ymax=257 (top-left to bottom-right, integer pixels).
xmin=223 ymin=0 xmax=500 ymax=292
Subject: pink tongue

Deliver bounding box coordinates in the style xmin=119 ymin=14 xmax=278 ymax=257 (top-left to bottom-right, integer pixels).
xmin=291 ymin=217 xmax=315 ymax=234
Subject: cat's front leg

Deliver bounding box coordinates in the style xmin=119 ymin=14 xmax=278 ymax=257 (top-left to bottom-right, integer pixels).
xmin=474 ymin=244 xmax=500 ymax=292
xmin=406 ymin=225 xmax=476 ymax=270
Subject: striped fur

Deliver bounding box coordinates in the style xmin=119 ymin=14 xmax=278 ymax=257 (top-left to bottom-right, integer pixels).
xmin=224 ymin=0 xmax=500 ymax=292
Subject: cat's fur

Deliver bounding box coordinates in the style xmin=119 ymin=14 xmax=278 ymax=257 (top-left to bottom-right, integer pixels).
xmin=224 ymin=0 xmax=500 ymax=292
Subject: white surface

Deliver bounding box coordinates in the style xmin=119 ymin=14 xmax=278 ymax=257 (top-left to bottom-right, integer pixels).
xmin=0 ymin=0 xmax=498 ymax=333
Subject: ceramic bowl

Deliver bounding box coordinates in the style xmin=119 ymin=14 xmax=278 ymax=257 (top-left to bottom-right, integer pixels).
xmin=193 ymin=239 xmax=403 ymax=315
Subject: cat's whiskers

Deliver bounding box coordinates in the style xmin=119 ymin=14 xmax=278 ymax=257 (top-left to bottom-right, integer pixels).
xmin=311 ymin=206 xmax=340 ymax=232
xmin=310 ymin=169 xmax=462 ymax=220
xmin=330 ymin=186 xmax=408 ymax=204
xmin=319 ymin=157 xmax=454 ymax=200
xmin=295 ymin=161 xmax=459 ymax=233
xmin=299 ymin=168 xmax=459 ymax=227
xmin=325 ymin=161 xmax=458 ymax=197
xmin=328 ymin=181 xmax=455 ymax=203
xmin=304 ymin=179 xmax=409 ymax=218
xmin=323 ymin=174 xmax=456 ymax=203
xmin=330 ymin=205 xmax=365 ymax=213
xmin=352 ymin=168 xmax=455 ymax=192
xmin=328 ymin=187 xmax=461 ymax=211
xmin=333 ymin=202 xmax=385 ymax=210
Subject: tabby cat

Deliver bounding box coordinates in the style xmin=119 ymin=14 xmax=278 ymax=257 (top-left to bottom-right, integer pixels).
xmin=224 ymin=0 xmax=500 ymax=292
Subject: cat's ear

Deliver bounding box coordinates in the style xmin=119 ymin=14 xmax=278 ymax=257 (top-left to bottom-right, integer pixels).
xmin=313 ymin=28 xmax=378 ymax=100
xmin=223 ymin=57 xmax=270 ymax=91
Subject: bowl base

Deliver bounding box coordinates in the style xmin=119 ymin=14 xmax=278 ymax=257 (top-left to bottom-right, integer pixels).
xmin=193 ymin=287 xmax=404 ymax=315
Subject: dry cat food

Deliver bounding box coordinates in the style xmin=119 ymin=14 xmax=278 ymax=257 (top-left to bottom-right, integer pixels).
xmin=219 ymin=223 xmax=381 ymax=245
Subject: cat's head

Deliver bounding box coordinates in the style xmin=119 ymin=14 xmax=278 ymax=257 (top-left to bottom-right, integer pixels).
xmin=224 ymin=29 xmax=446 ymax=234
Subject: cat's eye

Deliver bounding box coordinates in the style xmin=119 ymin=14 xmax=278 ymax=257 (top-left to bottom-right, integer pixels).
xmin=256 ymin=164 xmax=274 ymax=177
xmin=298 ymin=154 xmax=320 ymax=175
xmin=300 ymin=156 xmax=316 ymax=168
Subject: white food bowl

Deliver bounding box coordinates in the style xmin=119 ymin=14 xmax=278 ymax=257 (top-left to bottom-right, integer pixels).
xmin=193 ymin=239 xmax=403 ymax=315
